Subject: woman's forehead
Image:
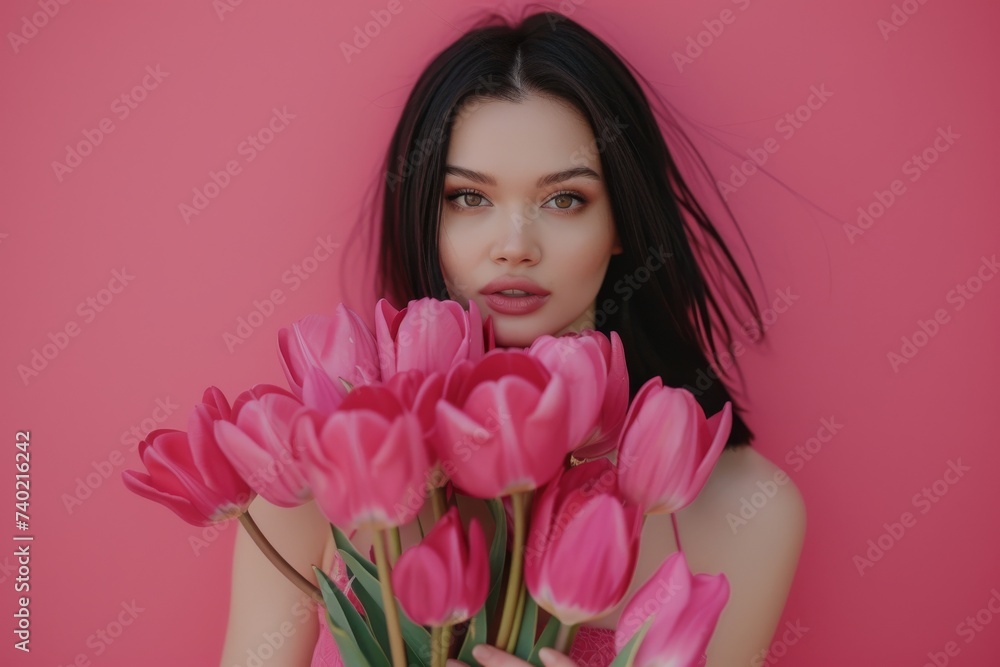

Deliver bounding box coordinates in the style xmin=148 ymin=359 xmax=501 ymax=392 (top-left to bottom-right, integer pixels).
xmin=446 ymin=97 xmax=602 ymax=184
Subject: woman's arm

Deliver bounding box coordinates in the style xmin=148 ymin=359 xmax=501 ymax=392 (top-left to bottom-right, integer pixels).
xmin=678 ymin=446 xmax=808 ymax=666
xmin=217 ymin=494 xmax=333 ymax=667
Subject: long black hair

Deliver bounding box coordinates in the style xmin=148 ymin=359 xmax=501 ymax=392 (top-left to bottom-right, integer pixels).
xmin=345 ymin=10 xmax=768 ymax=448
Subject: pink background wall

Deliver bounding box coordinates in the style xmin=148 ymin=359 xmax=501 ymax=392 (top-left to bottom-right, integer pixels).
xmin=2 ymin=1 xmax=998 ymax=665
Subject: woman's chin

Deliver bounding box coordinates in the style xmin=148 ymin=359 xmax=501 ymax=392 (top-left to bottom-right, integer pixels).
xmin=492 ymin=324 xmax=542 ymax=350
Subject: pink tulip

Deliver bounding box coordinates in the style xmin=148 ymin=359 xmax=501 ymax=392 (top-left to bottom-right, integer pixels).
xmin=617 ymin=378 xmax=733 ymax=515
xmin=187 ymin=385 xmax=233 ymax=454
xmin=374 ymin=298 xmax=488 ymax=381
xmin=277 ymin=305 xmax=380 ymax=407
xmin=391 ymin=506 xmax=490 ymax=626
xmin=383 ymin=369 xmax=446 ymax=439
xmin=384 ymin=369 xmax=450 ymax=491
xmin=507 ymin=457 xmax=620 ymax=547
xmin=432 ymin=349 xmax=573 ymax=498
xmin=188 ymin=385 xmax=249 ymax=485
xmin=122 ymin=388 xmax=254 ymax=526
xmin=301 ymin=364 xmax=348 ymax=415
xmin=576 ymin=329 xmax=629 ymax=459
xmin=525 ymin=460 xmax=642 ymax=626
xmin=614 ymin=551 xmax=729 ymax=667
xmin=527 ymin=330 xmax=628 ymax=459
xmin=214 ymin=384 xmax=312 ymax=507
xmin=291 ymin=384 xmax=431 ymax=531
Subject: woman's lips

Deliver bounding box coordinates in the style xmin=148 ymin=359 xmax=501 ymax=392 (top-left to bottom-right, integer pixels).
xmin=483 ymin=292 xmax=549 ymax=315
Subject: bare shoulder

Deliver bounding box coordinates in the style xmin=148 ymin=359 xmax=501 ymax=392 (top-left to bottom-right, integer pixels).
xmin=676 ymin=445 xmax=807 ymax=666
xmin=695 ymin=444 xmax=807 ymax=540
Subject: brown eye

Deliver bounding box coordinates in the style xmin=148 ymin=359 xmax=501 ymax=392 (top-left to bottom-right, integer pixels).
xmin=542 ymin=191 xmax=587 ymax=211
xmin=446 ymin=189 xmax=491 ymax=210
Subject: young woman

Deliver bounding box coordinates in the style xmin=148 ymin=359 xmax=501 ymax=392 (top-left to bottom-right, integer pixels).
xmin=218 ymin=10 xmax=805 ymax=667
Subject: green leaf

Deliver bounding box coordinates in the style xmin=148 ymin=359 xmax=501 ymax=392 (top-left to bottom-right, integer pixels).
xmin=338 ymin=549 xmax=432 ymax=667
xmin=484 ymin=498 xmax=508 ymax=619
xmin=526 ymin=613 xmax=561 ymax=667
xmin=337 ymin=553 xmax=393 ymax=660
xmin=331 ymin=524 xmax=425 ymax=664
xmin=607 ymin=615 xmax=655 ymax=667
xmin=313 ymin=565 xmax=386 ymax=667
xmin=457 ymin=604 xmax=488 ymax=667
xmin=513 ymin=592 xmax=538 ymax=660
xmin=331 ymin=523 xmax=378 ymax=579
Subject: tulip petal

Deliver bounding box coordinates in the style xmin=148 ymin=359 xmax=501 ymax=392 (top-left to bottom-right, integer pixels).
xmin=394 ymin=546 xmax=451 ymax=625
xmin=143 ymin=443 xmax=243 ymax=519
xmin=634 ymin=572 xmax=730 ymax=667
xmin=685 ymin=403 xmax=733 ymax=503
xmin=302 ymin=365 xmax=346 ymax=414
xmin=121 ymin=470 xmax=213 ymax=526
xmin=615 ymin=551 xmax=693 ymax=653
xmin=544 ymin=496 xmax=636 ymax=624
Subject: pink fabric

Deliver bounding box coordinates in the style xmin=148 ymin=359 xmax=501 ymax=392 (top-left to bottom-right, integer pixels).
xmin=566 ymin=626 xmax=617 ymax=667
xmin=311 ymin=616 xmax=344 ymax=667
xmin=311 ymin=515 xmax=680 ymax=666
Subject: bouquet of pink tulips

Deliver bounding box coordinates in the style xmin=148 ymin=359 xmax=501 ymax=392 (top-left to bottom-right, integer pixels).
xmin=122 ymin=297 xmax=734 ymax=667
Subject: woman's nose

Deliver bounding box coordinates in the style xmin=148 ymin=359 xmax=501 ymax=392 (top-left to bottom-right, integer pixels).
xmin=489 ymin=210 xmax=541 ymax=265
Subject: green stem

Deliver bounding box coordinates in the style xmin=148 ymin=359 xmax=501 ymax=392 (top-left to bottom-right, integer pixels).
xmin=431 ymin=484 xmax=447 ymax=522
xmin=504 ymin=583 xmax=527 ymax=653
xmin=441 ymin=622 xmax=453 ymax=666
xmin=553 ymin=622 xmax=578 ymax=654
xmin=238 ymin=512 xmax=324 ymax=605
xmin=373 ymin=529 xmax=407 ymax=667
xmin=495 ymin=491 xmax=528 ymax=649
xmin=431 ymin=625 xmax=442 ymax=667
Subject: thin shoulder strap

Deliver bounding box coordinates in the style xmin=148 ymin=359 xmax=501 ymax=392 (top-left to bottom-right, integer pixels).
xmin=670 ymin=512 xmax=683 ymax=552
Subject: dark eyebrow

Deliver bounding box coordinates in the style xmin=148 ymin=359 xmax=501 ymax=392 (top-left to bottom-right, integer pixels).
xmin=444 ymin=165 xmax=602 ymax=188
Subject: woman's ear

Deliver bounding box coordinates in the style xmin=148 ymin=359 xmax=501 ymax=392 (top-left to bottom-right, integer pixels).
xmin=612 ymin=229 xmax=624 ymax=255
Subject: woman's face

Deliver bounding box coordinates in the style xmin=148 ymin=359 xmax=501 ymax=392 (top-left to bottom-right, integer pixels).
xmin=438 ymin=93 xmax=623 ymax=348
